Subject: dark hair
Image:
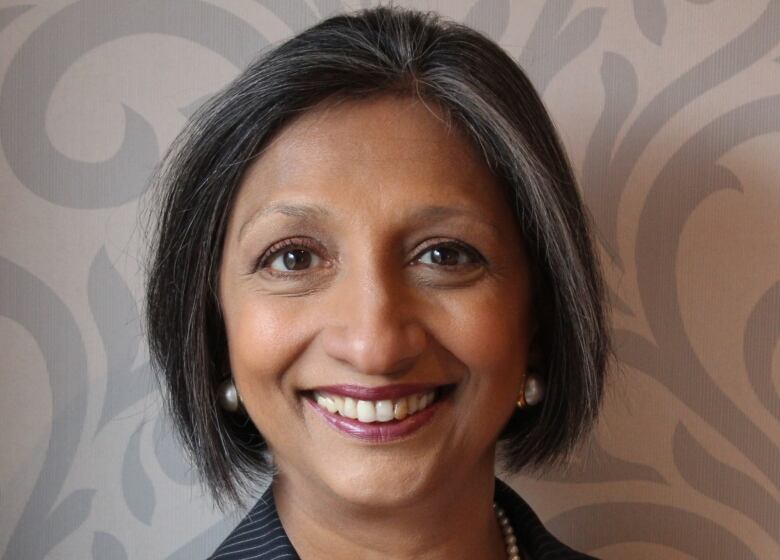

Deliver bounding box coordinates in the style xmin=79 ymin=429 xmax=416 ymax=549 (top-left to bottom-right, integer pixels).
xmin=146 ymin=5 xmax=611 ymax=508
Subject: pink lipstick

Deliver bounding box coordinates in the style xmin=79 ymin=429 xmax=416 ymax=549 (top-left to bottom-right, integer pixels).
xmin=302 ymin=384 xmax=452 ymax=443
xmin=303 ymin=396 xmax=443 ymax=442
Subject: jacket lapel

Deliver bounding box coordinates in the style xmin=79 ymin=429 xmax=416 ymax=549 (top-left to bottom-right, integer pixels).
xmin=494 ymin=478 xmax=599 ymax=559
xmin=208 ymin=486 xmax=299 ymax=559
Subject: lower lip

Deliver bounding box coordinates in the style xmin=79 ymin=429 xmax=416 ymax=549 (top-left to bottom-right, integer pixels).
xmin=303 ymin=393 xmax=447 ymax=443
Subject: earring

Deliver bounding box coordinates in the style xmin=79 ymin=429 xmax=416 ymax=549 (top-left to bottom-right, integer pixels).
xmin=516 ymin=372 xmax=545 ymax=409
xmin=218 ymin=378 xmax=243 ymax=413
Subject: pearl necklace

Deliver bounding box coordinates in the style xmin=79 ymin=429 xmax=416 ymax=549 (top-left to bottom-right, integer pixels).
xmin=494 ymin=503 xmax=522 ymax=560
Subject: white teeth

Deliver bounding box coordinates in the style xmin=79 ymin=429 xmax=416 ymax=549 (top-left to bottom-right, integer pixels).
xmin=375 ymin=400 xmax=394 ymax=422
xmin=342 ymin=396 xmax=357 ymax=419
xmin=315 ymin=393 xmax=339 ymax=413
xmin=312 ymin=389 xmax=441 ymax=423
xmin=356 ymin=400 xmax=376 ymax=422
xmin=332 ymin=394 xmax=344 ymax=414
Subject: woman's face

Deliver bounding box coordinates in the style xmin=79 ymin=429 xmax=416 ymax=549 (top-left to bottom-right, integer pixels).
xmin=219 ymin=95 xmax=534 ymax=507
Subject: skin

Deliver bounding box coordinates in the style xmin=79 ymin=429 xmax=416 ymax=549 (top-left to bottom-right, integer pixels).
xmin=218 ymin=94 xmax=534 ymax=559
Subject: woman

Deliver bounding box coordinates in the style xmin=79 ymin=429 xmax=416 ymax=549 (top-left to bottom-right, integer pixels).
xmin=146 ymin=6 xmax=611 ymax=559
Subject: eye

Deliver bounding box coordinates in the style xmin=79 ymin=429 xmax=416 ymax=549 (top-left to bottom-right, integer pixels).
xmin=268 ymin=248 xmax=321 ymax=272
xmin=258 ymin=238 xmax=325 ymax=274
xmin=416 ymin=242 xmax=482 ymax=268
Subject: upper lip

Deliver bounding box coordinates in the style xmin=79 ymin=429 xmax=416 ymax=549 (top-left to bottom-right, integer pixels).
xmin=306 ymin=383 xmax=444 ymax=401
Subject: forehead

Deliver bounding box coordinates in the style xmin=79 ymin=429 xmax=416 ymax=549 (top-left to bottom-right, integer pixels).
xmin=230 ymin=95 xmax=509 ymax=224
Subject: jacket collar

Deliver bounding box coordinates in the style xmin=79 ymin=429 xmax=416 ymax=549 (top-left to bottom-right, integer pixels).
xmin=209 ymin=478 xmax=596 ymax=559
xmin=493 ymin=478 xmax=598 ymax=559
xmin=208 ymin=486 xmax=296 ymax=559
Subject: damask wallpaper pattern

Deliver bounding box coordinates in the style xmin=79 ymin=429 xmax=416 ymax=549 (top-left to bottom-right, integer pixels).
xmin=0 ymin=1 xmax=778 ymax=558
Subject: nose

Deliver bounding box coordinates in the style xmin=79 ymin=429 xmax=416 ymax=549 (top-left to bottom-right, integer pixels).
xmin=319 ymin=260 xmax=428 ymax=376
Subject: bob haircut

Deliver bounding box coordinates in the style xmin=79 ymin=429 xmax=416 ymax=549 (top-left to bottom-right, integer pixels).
xmin=146 ymin=5 xmax=611 ymax=508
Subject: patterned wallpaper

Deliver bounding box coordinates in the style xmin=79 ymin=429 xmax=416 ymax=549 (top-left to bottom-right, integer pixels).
xmin=1 ymin=1 xmax=778 ymax=558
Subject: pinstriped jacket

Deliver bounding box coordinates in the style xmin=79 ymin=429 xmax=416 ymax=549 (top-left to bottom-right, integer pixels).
xmin=208 ymin=478 xmax=597 ymax=559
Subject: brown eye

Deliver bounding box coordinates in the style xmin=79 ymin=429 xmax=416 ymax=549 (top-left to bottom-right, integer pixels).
xmin=268 ymin=249 xmax=319 ymax=271
xmin=431 ymin=246 xmax=459 ymax=266
xmin=417 ymin=243 xmax=480 ymax=267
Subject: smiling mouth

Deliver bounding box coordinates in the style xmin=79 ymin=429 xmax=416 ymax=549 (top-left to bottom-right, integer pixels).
xmin=302 ymin=384 xmax=455 ymax=422
xmin=301 ymin=384 xmax=456 ymax=443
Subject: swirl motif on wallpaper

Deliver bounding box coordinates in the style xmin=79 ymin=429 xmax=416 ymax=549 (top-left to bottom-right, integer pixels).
xmin=0 ymin=1 xmax=777 ymax=558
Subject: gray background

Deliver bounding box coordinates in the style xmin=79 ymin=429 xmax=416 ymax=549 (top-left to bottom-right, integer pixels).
xmin=1 ymin=0 xmax=778 ymax=558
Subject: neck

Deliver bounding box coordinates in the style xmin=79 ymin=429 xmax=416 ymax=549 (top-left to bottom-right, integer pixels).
xmin=272 ymin=453 xmax=507 ymax=560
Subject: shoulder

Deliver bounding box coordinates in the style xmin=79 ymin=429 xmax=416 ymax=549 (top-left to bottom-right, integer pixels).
xmin=207 ymin=487 xmax=298 ymax=560
xmin=494 ymin=478 xmax=599 ymax=560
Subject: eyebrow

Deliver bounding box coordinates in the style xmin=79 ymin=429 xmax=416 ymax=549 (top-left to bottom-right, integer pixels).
xmin=238 ymin=201 xmax=501 ymax=242
xmin=239 ymin=202 xmax=332 ymax=241
xmin=408 ymin=205 xmax=501 ymax=237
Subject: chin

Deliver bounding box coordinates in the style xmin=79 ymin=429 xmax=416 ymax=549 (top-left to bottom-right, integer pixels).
xmin=321 ymin=459 xmax=439 ymax=509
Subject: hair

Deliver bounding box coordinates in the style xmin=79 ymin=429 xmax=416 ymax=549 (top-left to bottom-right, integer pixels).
xmin=145 ymin=5 xmax=612 ymax=509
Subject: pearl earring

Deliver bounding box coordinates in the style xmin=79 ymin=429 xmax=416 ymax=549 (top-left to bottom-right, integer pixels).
xmin=218 ymin=378 xmax=243 ymax=413
xmin=516 ymin=372 xmax=545 ymax=409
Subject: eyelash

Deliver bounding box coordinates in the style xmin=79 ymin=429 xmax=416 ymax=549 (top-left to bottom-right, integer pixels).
xmin=255 ymin=237 xmax=484 ymax=275
xmin=256 ymin=237 xmax=322 ymax=273
xmin=413 ymin=240 xmax=484 ymax=268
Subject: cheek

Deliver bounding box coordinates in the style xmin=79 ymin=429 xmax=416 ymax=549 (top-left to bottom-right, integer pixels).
xmin=437 ymin=280 xmax=533 ymax=382
xmin=222 ymin=295 xmax=312 ymax=404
